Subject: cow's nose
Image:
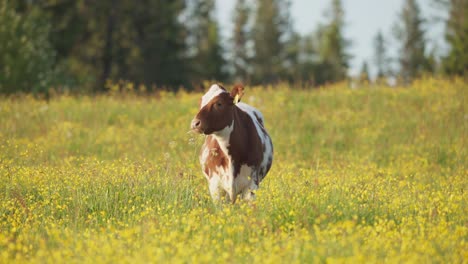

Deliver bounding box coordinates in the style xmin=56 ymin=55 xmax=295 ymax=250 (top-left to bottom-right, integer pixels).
xmin=191 ymin=118 xmax=201 ymax=130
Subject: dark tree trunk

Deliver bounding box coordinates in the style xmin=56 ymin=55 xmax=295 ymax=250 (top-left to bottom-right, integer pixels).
xmin=100 ymin=0 xmax=117 ymax=91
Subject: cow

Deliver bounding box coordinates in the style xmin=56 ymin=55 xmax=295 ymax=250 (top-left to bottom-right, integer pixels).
xmin=190 ymin=84 xmax=273 ymax=203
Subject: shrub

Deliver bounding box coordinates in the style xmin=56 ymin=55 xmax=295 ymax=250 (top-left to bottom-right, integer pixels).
xmin=0 ymin=0 xmax=57 ymax=94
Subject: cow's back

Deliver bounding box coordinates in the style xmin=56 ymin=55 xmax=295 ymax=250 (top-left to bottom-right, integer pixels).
xmin=236 ymin=102 xmax=265 ymax=126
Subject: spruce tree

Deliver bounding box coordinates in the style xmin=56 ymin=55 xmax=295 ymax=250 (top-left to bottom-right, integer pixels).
xmin=251 ymin=0 xmax=290 ymax=84
xmin=359 ymin=61 xmax=370 ymax=83
xmin=394 ymin=0 xmax=431 ymax=83
xmin=373 ymin=30 xmax=389 ymax=79
xmin=231 ymin=0 xmax=251 ymax=82
xmin=442 ymin=0 xmax=468 ymax=77
xmin=188 ymin=0 xmax=227 ymax=83
xmin=316 ymin=0 xmax=350 ymax=83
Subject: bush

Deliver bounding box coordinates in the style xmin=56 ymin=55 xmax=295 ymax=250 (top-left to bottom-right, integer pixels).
xmin=0 ymin=0 xmax=57 ymax=94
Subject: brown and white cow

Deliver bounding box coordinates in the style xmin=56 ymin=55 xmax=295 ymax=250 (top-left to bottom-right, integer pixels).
xmin=190 ymin=84 xmax=273 ymax=203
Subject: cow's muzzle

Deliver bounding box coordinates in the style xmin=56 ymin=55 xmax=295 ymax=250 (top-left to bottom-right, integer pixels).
xmin=190 ymin=118 xmax=203 ymax=133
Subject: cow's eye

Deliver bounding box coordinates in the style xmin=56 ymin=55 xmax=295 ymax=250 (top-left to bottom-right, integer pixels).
xmin=216 ymin=102 xmax=222 ymax=107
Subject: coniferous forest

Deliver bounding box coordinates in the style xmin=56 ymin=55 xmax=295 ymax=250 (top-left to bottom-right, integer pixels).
xmin=0 ymin=0 xmax=466 ymax=94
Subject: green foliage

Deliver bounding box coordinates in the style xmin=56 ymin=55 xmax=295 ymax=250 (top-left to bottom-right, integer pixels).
xmin=315 ymin=0 xmax=351 ymax=83
xmin=0 ymin=0 xmax=57 ymax=94
xmin=286 ymin=0 xmax=351 ymax=86
xmin=231 ymin=0 xmax=251 ymax=82
xmin=230 ymin=0 xmax=352 ymax=86
xmin=3 ymin=0 xmax=467 ymax=94
xmin=393 ymin=0 xmax=432 ymax=83
xmin=252 ymin=0 xmax=290 ymax=84
xmin=442 ymin=0 xmax=468 ymax=77
xmin=359 ymin=61 xmax=370 ymax=83
xmin=373 ymin=30 xmax=390 ymax=79
xmin=282 ymin=32 xmax=303 ymax=82
xmin=188 ymin=0 xmax=227 ymax=85
xmin=26 ymin=0 xmax=190 ymax=92
xmin=131 ymin=0 xmax=189 ymax=90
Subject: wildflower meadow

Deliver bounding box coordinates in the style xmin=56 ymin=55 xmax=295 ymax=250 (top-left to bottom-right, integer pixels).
xmin=0 ymin=78 xmax=466 ymax=263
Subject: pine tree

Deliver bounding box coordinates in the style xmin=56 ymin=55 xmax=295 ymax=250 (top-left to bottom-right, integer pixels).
xmin=22 ymin=0 xmax=191 ymax=91
xmin=316 ymin=0 xmax=351 ymax=83
xmin=442 ymin=0 xmax=468 ymax=77
xmin=280 ymin=1 xmax=299 ymax=83
xmin=133 ymin=0 xmax=190 ymax=90
xmin=283 ymin=32 xmax=302 ymax=83
xmin=297 ymin=33 xmax=321 ymax=86
xmin=231 ymin=0 xmax=251 ymax=82
xmin=251 ymin=0 xmax=290 ymax=84
xmin=394 ymin=0 xmax=431 ymax=83
xmin=359 ymin=61 xmax=370 ymax=83
xmin=188 ymin=0 xmax=227 ymax=84
xmin=373 ymin=30 xmax=389 ymax=79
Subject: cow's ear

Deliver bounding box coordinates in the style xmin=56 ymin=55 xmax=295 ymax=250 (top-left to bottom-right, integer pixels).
xmin=230 ymin=84 xmax=244 ymax=105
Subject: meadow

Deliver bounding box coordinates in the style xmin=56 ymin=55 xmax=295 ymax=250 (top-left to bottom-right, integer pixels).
xmin=0 ymin=78 xmax=466 ymax=263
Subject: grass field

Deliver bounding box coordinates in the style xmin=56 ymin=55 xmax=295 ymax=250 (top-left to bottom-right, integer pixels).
xmin=0 ymin=78 xmax=466 ymax=263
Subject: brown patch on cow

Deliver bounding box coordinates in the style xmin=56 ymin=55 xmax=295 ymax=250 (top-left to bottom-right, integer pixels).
xmin=227 ymin=107 xmax=265 ymax=179
xmin=202 ymin=136 xmax=229 ymax=179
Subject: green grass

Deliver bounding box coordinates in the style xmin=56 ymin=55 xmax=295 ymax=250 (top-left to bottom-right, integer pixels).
xmin=0 ymin=78 xmax=466 ymax=262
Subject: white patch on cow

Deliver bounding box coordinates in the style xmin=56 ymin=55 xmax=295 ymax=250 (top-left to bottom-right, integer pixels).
xmin=200 ymin=84 xmax=227 ymax=109
xmin=237 ymin=102 xmax=265 ymax=125
xmin=208 ymin=173 xmax=222 ymax=200
xmin=212 ymin=120 xmax=234 ymax=159
xmin=261 ymin=136 xmax=273 ymax=174
xmin=209 ymin=164 xmax=233 ymax=202
xmin=212 ymin=164 xmax=255 ymax=203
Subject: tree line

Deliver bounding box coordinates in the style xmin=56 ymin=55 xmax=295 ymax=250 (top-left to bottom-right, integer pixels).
xmin=0 ymin=0 xmax=466 ymax=93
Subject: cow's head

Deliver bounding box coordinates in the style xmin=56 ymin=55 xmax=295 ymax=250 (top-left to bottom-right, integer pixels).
xmin=191 ymin=84 xmax=244 ymax=135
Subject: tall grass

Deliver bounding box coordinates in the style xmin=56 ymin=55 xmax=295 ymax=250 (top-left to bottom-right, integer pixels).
xmin=0 ymin=78 xmax=466 ymax=262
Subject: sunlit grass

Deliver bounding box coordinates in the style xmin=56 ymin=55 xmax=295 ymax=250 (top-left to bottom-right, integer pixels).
xmin=0 ymin=77 xmax=466 ymax=262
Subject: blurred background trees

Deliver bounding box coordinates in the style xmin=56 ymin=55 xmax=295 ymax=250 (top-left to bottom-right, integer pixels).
xmin=393 ymin=0 xmax=433 ymax=84
xmin=231 ymin=0 xmax=252 ymax=83
xmin=187 ymin=0 xmax=227 ymax=87
xmin=440 ymin=0 xmax=468 ymax=76
xmin=373 ymin=30 xmax=390 ymax=81
xmin=0 ymin=0 xmax=57 ymax=94
xmin=0 ymin=0 xmax=466 ymax=93
xmin=251 ymin=0 xmax=290 ymax=84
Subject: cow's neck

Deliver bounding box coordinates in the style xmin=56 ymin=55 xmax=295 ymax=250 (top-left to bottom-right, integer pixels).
xmin=212 ymin=120 xmax=234 ymax=158
xmin=212 ymin=107 xmax=250 ymax=158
